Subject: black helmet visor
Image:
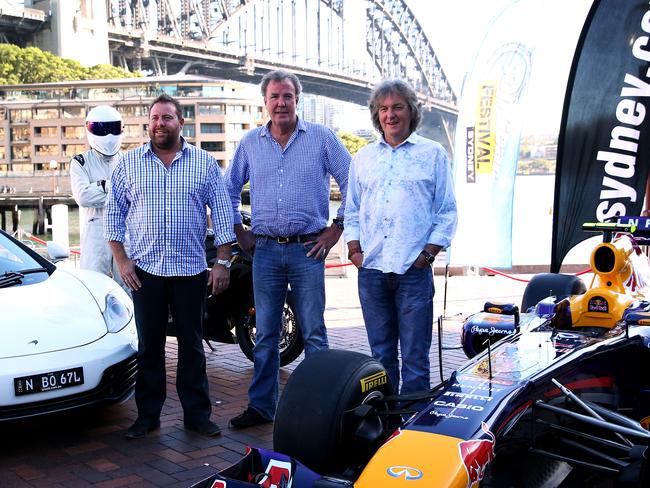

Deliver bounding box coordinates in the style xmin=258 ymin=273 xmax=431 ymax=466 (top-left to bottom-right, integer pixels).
xmin=86 ymin=120 xmax=123 ymax=136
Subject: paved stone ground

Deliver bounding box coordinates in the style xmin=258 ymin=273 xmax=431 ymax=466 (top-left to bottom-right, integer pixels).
xmin=0 ymin=268 xmax=529 ymax=487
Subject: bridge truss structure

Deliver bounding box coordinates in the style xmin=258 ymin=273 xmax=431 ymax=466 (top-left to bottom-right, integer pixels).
xmin=108 ymin=0 xmax=458 ymax=148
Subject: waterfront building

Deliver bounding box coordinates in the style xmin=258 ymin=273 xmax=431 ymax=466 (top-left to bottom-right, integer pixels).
xmin=0 ymin=75 xmax=266 ymax=192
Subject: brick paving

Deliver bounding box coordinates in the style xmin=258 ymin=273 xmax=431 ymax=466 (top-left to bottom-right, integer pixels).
xmin=0 ymin=268 xmax=528 ymax=487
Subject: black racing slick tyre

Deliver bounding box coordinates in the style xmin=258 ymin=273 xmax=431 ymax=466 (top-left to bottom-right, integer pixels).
xmin=235 ymin=294 xmax=304 ymax=367
xmin=273 ymin=349 xmax=395 ymax=475
xmin=520 ymin=273 xmax=586 ymax=312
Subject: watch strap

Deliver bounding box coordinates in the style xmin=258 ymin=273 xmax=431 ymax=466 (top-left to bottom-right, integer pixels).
xmin=420 ymin=249 xmax=435 ymax=265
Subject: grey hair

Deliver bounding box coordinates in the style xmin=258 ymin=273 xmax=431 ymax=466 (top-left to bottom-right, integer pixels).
xmin=260 ymin=70 xmax=303 ymax=98
xmin=369 ymin=79 xmax=422 ymax=135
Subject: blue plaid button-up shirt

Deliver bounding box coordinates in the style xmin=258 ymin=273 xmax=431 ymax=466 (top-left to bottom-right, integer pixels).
xmin=104 ymin=139 xmax=236 ymax=277
xmin=225 ymin=117 xmax=351 ymax=236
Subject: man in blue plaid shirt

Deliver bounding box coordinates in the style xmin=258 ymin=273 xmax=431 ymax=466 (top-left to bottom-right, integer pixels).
xmin=226 ymin=70 xmax=351 ymax=428
xmin=105 ymin=93 xmax=236 ymax=439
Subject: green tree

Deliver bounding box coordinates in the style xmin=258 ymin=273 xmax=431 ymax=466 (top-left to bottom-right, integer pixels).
xmin=0 ymin=44 xmax=22 ymax=84
xmin=87 ymin=63 xmax=140 ymax=80
xmin=0 ymin=43 xmax=138 ymax=84
xmin=337 ymin=131 xmax=371 ymax=155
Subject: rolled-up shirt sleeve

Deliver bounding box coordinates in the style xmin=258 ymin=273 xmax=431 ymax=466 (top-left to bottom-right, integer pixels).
xmin=207 ymin=161 xmax=236 ymax=245
xmin=427 ymin=149 xmax=457 ymax=249
xmin=343 ymin=152 xmax=361 ymax=243
xmin=224 ymin=142 xmax=250 ymax=226
xmin=103 ymin=160 xmax=128 ymax=243
xmin=325 ymin=131 xmax=351 ymax=220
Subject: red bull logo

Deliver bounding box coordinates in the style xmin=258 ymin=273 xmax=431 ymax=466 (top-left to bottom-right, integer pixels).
xmin=588 ymin=296 xmax=609 ymax=313
xmin=209 ymin=480 xmax=227 ymax=488
xmin=458 ymin=422 xmax=495 ymax=487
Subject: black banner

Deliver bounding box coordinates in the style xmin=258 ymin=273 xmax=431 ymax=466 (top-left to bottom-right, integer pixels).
xmin=551 ymin=0 xmax=650 ymax=272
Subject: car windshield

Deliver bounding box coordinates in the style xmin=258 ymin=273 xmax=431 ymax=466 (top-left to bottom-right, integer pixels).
xmin=0 ymin=233 xmax=45 ymax=277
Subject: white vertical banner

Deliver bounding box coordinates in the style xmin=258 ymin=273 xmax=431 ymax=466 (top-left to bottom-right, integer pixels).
xmin=449 ymin=0 xmax=547 ymax=268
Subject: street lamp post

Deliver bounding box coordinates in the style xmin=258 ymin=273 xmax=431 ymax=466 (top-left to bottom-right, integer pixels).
xmin=49 ymin=159 xmax=58 ymax=193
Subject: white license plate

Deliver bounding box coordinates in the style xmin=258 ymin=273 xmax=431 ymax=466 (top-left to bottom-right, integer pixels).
xmin=14 ymin=367 xmax=84 ymax=396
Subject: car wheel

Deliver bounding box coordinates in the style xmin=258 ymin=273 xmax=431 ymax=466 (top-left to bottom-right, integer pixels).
xmin=234 ymin=294 xmax=304 ymax=367
xmin=273 ymin=349 xmax=395 ymax=475
xmin=521 ymin=273 xmax=586 ymax=312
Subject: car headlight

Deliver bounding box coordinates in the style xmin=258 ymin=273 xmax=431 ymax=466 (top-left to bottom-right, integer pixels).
xmin=103 ymin=292 xmax=133 ymax=333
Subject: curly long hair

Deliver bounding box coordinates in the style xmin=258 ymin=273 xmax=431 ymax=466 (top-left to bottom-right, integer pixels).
xmin=369 ymin=79 xmax=421 ymax=136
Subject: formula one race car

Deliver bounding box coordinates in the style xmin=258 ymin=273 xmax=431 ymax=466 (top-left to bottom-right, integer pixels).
xmin=193 ymin=219 xmax=650 ymax=488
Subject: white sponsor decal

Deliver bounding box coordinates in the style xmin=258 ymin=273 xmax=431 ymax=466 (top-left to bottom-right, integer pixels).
xmin=429 ymin=410 xmax=469 ymax=421
xmin=434 ymin=400 xmax=485 ymax=412
xmin=444 ymin=391 xmax=493 ymax=402
xmin=470 ymin=325 xmax=516 ymax=336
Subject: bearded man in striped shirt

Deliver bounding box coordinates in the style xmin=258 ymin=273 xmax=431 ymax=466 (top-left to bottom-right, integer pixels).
xmin=105 ymin=93 xmax=236 ymax=439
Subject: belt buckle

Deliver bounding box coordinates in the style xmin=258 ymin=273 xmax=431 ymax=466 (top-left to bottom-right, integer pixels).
xmin=277 ymin=236 xmax=289 ymax=244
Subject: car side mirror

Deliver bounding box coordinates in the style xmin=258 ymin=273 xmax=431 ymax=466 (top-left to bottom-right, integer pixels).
xmin=47 ymin=241 xmax=70 ymax=262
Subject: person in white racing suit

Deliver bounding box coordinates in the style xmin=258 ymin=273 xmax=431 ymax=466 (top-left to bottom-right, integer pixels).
xmin=70 ymin=105 xmax=127 ymax=290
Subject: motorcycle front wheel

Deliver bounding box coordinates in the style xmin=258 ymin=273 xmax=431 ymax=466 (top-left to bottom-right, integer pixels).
xmin=235 ymin=294 xmax=304 ymax=366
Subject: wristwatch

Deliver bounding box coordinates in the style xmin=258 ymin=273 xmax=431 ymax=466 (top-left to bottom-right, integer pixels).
xmin=333 ymin=217 xmax=344 ymax=230
xmin=420 ymin=249 xmax=436 ymax=265
xmin=216 ymin=258 xmax=232 ymax=269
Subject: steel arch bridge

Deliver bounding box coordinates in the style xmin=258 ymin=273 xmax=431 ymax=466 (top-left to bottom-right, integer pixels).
xmin=107 ymin=0 xmax=457 ymax=148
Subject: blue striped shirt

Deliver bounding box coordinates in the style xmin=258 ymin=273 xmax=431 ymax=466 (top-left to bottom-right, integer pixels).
xmin=225 ymin=118 xmax=351 ymax=236
xmin=104 ymin=139 xmax=236 ymax=277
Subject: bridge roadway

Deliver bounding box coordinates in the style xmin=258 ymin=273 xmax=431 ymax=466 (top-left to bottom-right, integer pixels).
xmin=107 ymin=29 xmax=458 ymax=116
xmin=0 ymin=268 xmax=529 ymax=487
xmin=107 ymin=29 xmax=457 ymax=149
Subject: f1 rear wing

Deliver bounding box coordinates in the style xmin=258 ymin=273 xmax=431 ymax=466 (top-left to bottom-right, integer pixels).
xmin=582 ymin=217 xmax=650 ymax=243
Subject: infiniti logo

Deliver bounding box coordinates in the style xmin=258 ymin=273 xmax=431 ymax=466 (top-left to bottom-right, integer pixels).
xmin=28 ymin=340 xmax=38 ymax=346
xmin=387 ymin=466 xmax=423 ymax=480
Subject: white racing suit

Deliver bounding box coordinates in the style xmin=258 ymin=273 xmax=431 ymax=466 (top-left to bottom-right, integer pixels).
xmin=70 ymin=149 xmax=127 ymax=291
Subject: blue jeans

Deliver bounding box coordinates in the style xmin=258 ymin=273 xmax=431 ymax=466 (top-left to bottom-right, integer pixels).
xmin=358 ymin=265 xmax=434 ymax=394
xmin=249 ymin=237 xmax=328 ymax=419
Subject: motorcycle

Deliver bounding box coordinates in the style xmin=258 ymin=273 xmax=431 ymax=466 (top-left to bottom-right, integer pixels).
xmin=168 ymin=212 xmax=304 ymax=367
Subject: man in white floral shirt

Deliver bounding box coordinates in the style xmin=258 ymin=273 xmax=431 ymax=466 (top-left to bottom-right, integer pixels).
xmin=344 ymin=79 xmax=457 ymax=394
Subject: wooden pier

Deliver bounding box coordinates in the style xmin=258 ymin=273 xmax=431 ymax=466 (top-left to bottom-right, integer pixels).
xmin=0 ymin=193 xmax=76 ymax=234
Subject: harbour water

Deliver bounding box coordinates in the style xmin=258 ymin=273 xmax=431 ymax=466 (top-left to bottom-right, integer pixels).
xmin=6 ymin=201 xmax=345 ymax=251
xmin=3 ymin=174 xmax=591 ymax=269
xmin=9 ymin=206 xmax=80 ymax=247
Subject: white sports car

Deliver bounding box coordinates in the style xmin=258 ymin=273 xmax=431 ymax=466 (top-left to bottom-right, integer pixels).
xmin=0 ymin=229 xmax=137 ymax=421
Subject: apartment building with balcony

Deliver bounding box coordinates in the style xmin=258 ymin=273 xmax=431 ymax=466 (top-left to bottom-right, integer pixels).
xmin=0 ymin=75 xmax=266 ymax=182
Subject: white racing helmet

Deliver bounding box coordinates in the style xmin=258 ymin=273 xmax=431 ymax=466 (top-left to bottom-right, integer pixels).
xmin=85 ymin=105 xmax=123 ymax=156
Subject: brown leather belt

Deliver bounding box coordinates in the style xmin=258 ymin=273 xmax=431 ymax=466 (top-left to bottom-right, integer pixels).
xmin=256 ymin=233 xmax=320 ymax=244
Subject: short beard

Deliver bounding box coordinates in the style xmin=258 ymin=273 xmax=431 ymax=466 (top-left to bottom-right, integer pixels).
xmin=150 ymin=131 xmax=177 ymax=150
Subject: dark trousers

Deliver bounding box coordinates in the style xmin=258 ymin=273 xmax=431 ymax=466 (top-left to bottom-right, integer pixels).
xmin=131 ymin=267 xmax=211 ymax=425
